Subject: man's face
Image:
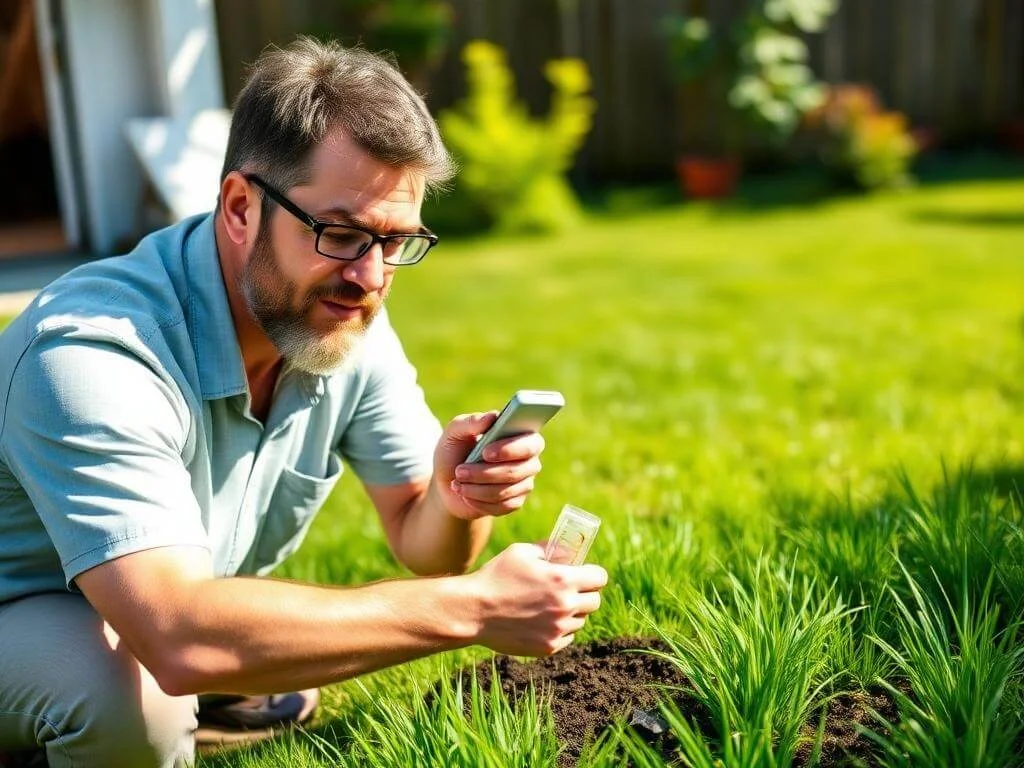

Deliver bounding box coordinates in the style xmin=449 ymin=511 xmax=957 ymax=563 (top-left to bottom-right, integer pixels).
xmin=239 ymin=127 xmax=426 ymax=374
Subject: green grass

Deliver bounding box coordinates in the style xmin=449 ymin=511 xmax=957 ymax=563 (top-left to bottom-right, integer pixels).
xmin=249 ymin=160 xmax=1024 ymax=766
xmin=646 ymin=561 xmax=855 ymax=766
xmin=867 ymin=572 xmax=1024 ymax=767
xmin=5 ymin=157 xmax=1024 ymax=765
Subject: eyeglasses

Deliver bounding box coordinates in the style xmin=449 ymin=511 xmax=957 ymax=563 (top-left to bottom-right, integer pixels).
xmin=245 ymin=174 xmax=437 ymax=266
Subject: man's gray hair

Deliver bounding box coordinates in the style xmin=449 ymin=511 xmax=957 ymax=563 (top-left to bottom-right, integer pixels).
xmin=220 ymin=37 xmax=455 ymax=198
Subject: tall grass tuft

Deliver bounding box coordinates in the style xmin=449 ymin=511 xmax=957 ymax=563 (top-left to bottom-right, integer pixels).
xmin=651 ymin=559 xmax=854 ymax=765
xmin=899 ymin=467 xmax=1023 ymax=620
xmin=827 ymin=602 xmax=898 ymax=691
xmin=321 ymin=664 xmax=560 ymax=768
xmin=600 ymin=516 xmax=706 ymax=635
xmin=783 ymin=495 xmax=900 ymax=607
xmin=866 ymin=570 xmax=1024 ymax=767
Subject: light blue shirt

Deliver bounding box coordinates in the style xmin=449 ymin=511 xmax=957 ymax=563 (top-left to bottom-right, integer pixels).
xmin=0 ymin=214 xmax=441 ymax=604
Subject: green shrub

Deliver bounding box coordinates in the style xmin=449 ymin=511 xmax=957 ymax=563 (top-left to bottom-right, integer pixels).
xmin=804 ymin=83 xmax=918 ymax=190
xmin=361 ymin=0 xmax=453 ymax=89
xmin=438 ymin=40 xmax=595 ymax=234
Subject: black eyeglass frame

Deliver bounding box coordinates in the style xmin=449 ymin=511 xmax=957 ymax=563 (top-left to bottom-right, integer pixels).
xmin=244 ymin=173 xmax=438 ymax=266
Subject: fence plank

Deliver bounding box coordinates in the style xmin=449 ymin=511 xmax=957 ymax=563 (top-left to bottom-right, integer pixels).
xmin=983 ymin=0 xmax=1006 ymax=123
xmin=1005 ymin=0 xmax=1024 ymax=117
xmin=820 ymin=1 xmax=845 ymax=84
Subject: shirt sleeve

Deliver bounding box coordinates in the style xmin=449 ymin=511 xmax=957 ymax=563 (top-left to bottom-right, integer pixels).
xmin=1 ymin=334 xmax=210 ymax=587
xmin=339 ymin=311 xmax=442 ymax=486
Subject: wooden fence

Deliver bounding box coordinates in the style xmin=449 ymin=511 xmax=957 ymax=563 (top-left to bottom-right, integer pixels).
xmin=215 ymin=0 xmax=1024 ymax=181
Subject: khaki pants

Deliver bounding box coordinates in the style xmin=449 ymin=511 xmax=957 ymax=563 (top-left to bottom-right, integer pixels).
xmin=0 ymin=593 xmax=197 ymax=767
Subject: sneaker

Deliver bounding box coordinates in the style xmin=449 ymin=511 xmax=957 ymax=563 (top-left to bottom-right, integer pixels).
xmin=0 ymin=751 xmax=47 ymax=768
xmin=195 ymin=688 xmax=320 ymax=753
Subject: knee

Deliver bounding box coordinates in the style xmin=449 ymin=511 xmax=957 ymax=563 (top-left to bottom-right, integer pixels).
xmin=56 ymin=682 xmax=197 ymax=768
xmin=0 ymin=593 xmax=197 ymax=767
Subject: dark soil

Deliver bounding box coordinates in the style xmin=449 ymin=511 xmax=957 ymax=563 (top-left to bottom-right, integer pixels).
xmin=467 ymin=637 xmax=691 ymax=766
xmin=458 ymin=637 xmax=903 ymax=767
xmin=794 ymin=687 xmax=901 ymax=768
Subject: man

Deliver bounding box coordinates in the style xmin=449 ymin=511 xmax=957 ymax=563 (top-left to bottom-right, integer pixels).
xmin=0 ymin=38 xmax=607 ymax=767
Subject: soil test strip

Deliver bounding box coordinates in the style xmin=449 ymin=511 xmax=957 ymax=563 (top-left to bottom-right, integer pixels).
xmin=545 ymin=504 xmax=601 ymax=565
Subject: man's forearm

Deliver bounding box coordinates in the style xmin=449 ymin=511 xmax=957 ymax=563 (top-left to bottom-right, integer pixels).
xmin=395 ymin=480 xmax=493 ymax=575
xmin=157 ymin=572 xmax=480 ymax=696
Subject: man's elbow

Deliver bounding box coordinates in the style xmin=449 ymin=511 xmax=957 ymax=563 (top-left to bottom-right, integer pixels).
xmin=145 ymin=640 xmax=241 ymax=697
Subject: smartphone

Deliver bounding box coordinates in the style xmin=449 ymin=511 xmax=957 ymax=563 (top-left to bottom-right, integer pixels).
xmin=464 ymin=390 xmax=565 ymax=463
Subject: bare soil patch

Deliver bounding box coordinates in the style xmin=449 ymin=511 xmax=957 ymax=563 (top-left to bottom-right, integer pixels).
xmin=461 ymin=636 xmax=900 ymax=767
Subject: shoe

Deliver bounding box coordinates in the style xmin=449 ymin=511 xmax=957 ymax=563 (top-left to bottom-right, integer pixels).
xmin=0 ymin=751 xmax=47 ymax=767
xmin=195 ymin=688 xmax=320 ymax=753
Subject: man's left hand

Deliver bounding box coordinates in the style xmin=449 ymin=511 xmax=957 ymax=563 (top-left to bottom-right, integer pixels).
xmin=433 ymin=412 xmax=545 ymax=521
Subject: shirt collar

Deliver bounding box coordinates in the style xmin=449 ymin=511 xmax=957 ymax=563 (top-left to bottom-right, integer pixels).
xmin=182 ymin=214 xmax=248 ymax=400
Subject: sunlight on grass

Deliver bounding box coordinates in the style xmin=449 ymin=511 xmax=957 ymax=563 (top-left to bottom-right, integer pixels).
xmin=268 ymin=170 xmax=1024 ymax=766
xmin=224 ymin=169 xmax=1024 ymax=766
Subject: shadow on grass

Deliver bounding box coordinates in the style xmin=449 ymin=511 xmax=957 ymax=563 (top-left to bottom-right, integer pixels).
xmin=913 ymin=149 xmax=1024 ymax=185
xmin=425 ymin=149 xmax=1024 ymax=239
xmin=582 ymin=167 xmax=847 ymax=220
xmin=952 ymin=462 xmax=1024 ymax=500
xmin=715 ymin=150 xmax=1024 ymax=217
xmin=906 ymin=210 xmax=1024 ymax=227
xmin=585 ymin=150 xmax=1024 ymax=221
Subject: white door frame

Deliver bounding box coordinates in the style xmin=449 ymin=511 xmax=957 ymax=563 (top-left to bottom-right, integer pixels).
xmin=33 ymin=0 xmax=82 ymax=249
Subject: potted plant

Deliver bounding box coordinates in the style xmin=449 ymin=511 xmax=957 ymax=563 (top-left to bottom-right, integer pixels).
xmin=663 ymin=0 xmax=838 ymax=198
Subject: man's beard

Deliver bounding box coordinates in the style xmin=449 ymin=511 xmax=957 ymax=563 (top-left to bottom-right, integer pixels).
xmin=239 ymin=231 xmax=386 ymax=375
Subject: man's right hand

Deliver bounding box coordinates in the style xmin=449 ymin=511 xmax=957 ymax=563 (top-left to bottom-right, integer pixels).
xmin=467 ymin=543 xmax=608 ymax=657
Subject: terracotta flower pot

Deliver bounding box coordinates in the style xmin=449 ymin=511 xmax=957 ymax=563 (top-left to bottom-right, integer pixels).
xmin=675 ymin=156 xmax=742 ymax=199
xmin=911 ymin=126 xmax=939 ymax=153
xmin=1001 ymin=119 xmax=1024 ymax=154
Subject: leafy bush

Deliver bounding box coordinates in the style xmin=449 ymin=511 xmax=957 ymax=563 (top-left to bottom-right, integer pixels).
xmin=438 ymin=40 xmax=595 ymax=234
xmin=803 ymin=83 xmax=918 ymax=190
xmin=360 ymin=0 xmax=453 ymax=88
xmin=663 ymin=0 xmax=838 ymax=154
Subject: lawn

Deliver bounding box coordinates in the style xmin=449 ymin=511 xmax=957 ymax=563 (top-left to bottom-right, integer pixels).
xmin=6 ymin=158 xmax=1024 ymax=765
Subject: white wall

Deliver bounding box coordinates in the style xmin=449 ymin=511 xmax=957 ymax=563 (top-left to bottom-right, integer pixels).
xmin=148 ymin=0 xmax=224 ymax=119
xmin=60 ymin=0 xmax=161 ymax=254
xmin=59 ymin=0 xmax=224 ymax=254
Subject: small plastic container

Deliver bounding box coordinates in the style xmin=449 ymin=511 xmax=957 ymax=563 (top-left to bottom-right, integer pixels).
xmin=545 ymin=504 xmax=601 ymax=565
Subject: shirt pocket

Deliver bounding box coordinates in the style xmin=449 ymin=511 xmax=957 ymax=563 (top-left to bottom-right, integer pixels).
xmin=250 ymin=452 xmax=342 ymax=575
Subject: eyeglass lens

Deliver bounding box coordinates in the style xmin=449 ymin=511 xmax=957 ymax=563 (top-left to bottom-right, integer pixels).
xmin=317 ymin=227 xmax=430 ymax=265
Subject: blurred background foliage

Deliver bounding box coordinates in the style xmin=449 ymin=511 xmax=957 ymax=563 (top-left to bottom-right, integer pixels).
xmin=804 ymin=84 xmax=919 ymax=190
xmin=215 ymin=0 xmax=1023 ymax=231
xmin=663 ymin=0 xmax=838 ymax=153
xmin=435 ymin=41 xmax=595 ymax=234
